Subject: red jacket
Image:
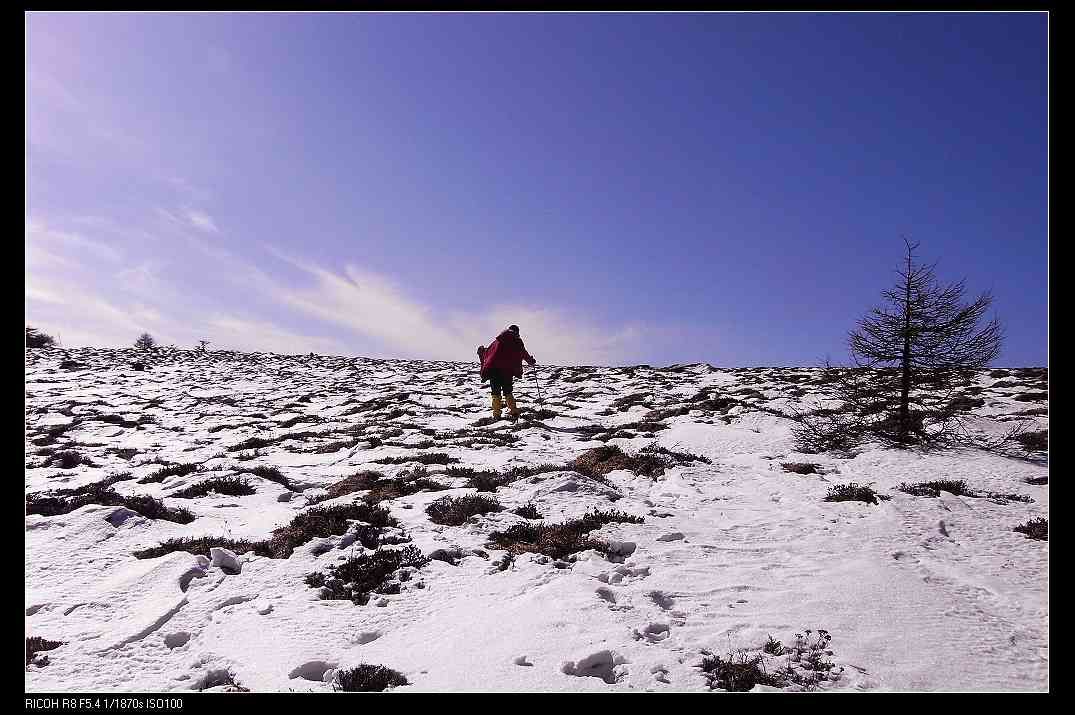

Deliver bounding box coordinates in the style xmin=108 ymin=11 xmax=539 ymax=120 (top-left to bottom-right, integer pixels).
xmin=480 ymin=329 xmax=535 ymax=381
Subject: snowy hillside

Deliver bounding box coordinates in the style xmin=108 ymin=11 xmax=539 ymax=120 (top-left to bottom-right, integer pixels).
xmin=24 ymin=348 xmax=1048 ymax=692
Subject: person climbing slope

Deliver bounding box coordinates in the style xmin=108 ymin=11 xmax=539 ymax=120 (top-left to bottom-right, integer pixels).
xmin=477 ymin=325 xmax=537 ymax=420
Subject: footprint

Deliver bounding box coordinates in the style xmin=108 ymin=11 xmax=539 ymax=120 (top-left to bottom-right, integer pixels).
xmin=349 ymin=630 xmax=383 ymax=645
xmin=561 ymin=650 xmax=628 ymax=684
xmin=595 ymin=587 xmax=617 ymax=605
xmin=633 ymin=622 xmax=671 ymax=643
xmin=288 ymin=660 xmax=337 ymax=681
xmin=657 ymin=532 xmax=684 ymax=542
xmin=607 ymin=564 xmax=650 ymax=584
xmin=648 ymin=590 xmax=675 ymax=610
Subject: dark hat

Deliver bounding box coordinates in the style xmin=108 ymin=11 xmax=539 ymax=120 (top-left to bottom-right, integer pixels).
xmin=508 ymin=324 xmax=520 ymax=335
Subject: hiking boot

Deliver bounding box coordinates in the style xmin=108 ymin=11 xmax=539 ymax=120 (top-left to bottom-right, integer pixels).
xmin=491 ymin=395 xmax=503 ymax=420
xmin=506 ymin=396 xmax=521 ymax=419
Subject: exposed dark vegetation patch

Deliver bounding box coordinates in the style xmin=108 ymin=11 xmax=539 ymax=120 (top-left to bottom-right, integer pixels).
xmin=26 ymin=480 xmax=194 ymax=523
xmin=945 ymin=395 xmax=985 ymax=412
xmin=138 ymin=462 xmax=200 ymax=484
xmin=644 ymin=405 xmax=692 ymax=421
xmin=781 ymin=462 xmax=822 ymax=475
xmin=700 ymin=630 xmax=841 ymax=692
xmin=317 ymin=471 xmax=387 ymax=501
xmin=512 ymin=502 xmax=543 ymax=520
xmin=764 ymin=635 xmax=785 ymax=655
xmin=171 ymin=476 xmax=255 ymax=499
xmin=26 ymin=326 xmax=57 ymax=349
xmin=133 ymin=536 xmax=263 ymax=560
xmin=227 ymin=436 xmax=275 ymax=452
xmin=242 ymin=465 xmax=295 ymax=490
xmin=569 ymin=445 xmax=668 ymax=479
xmin=898 ymin=480 xmax=1033 ymax=504
xmin=824 ymin=483 xmax=890 ymax=505
xmin=134 ymin=501 xmax=398 ymax=559
xmin=267 ymin=502 xmax=398 ymax=558
xmin=640 ymin=444 xmax=712 ymax=466
xmin=372 ymin=452 xmax=458 ymax=466
xmin=26 ymin=636 xmax=64 ymax=666
xmin=445 ymin=463 xmax=570 ymax=492
xmin=360 ymin=470 xmax=449 ymax=505
xmin=699 ymin=650 xmax=783 ymax=692
xmin=1015 ymin=430 xmax=1048 ymax=452
xmin=1025 ymin=476 xmax=1048 ymax=485
xmin=486 ymin=509 xmax=643 ymax=560
xmin=1014 ymin=517 xmax=1047 ymax=541
xmin=527 ymin=408 xmax=558 ymax=420
xmin=425 ymin=494 xmax=504 ymax=526
xmin=332 ymin=664 xmax=409 ymax=692
xmin=277 ymin=414 xmax=323 ymax=429
xmin=306 ymin=546 xmax=428 ymax=605
xmin=898 ymin=480 xmax=974 ymax=497
xmin=1013 ymin=392 xmax=1048 ymax=402
xmin=42 ymin=450 xmax=96 ymax=470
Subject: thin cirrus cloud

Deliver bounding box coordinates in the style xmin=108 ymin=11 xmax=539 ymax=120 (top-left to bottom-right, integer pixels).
xmin=264 ymin=250 xmax=645 ymax=365
xmin=26 ymin=212 xmax=644 ymax=365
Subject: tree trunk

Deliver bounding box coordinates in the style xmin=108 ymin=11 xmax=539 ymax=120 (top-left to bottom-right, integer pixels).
xmin=898 ymin=250 xmax=913 ymax=444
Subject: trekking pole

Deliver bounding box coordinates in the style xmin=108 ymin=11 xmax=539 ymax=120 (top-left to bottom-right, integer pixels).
xmin=532 ymin=364 xmax=545 ymax=406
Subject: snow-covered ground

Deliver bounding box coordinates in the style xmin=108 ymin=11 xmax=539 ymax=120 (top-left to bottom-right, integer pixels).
xmin=25 ymin=348 xmax=1048 ymax=692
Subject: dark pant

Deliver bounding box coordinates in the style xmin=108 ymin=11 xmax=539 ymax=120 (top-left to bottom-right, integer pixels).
xmin=488 ymin=368 xmax=514 ymax=398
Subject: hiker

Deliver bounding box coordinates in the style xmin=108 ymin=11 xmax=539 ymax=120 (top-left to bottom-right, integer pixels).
xmin=477 ymin=325 xmax=537 ymax=420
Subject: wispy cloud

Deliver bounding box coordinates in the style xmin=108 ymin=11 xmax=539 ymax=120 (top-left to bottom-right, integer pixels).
xmin=186 ymin=209 xmax=219 ymax=234
xmin=26 ymin=218 xmax=123 ymax=265
xmin=207 ymin=314 xmax=349 ymax=355
xmin=265 ymin=251 xmax=643 ymax=365
xmin=26 ymin=211 xmax=649 ymax=364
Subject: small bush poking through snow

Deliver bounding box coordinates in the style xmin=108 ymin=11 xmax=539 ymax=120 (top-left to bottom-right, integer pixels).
xmin=700 ymin=649 xmax=783 ymax=692
xmin=43 ymin=450 xmax=95 ymax=470
xmin=700 ymin=629 xmax=842 ymax=692
xmin=171 ymin=476 xmax=255 ymax=499
xmin=26 ymin=482 xmax=194 ymax=523
xmin=569 ymin=445 xmax=667 ymax=479
xmin=639 ymin=444 xmax=712 ymax=466
xmin=764 ymin=635 xmax=786 ymax=655
xmin=308 ymin=546 xmax=428 ymax=605
xmin=133 ymin=536 xmax=267 ymax=560
xmin=425 ymin=494 xmax=504 ymax=526
xmin=266 ymin=501 xmax=398 ymax=558
xmin=824 ymin=483 xmax=890 ymax=505
xmin=243 ymin=465 xmax=295 ymax=491
xmin=332 ymin=664 xmax=409 ymax=691
xmin=138 ymin=462 xmax=200 ymax=484
xmin=1014 ymin=517 xmax=1048 ymax=541
xmin=361 ymin=473 xmax=449 ymax=505
xmin=196 ymin=669 xmax=248 ymax=691
xmin=898 ymin=481 xmax=1034 ymax=504
xmin=512 ymin=502 xmax=543 ymax=520
xmin=1015 ymin=430 xmax=1048 ymax=452
xmin=26 ymin=636 xmax=63 ymax=666
xmin=781 ymin=462 xmax=822 ymax=475
xmin=373 ymin=452 xmax=458 ymax=466
xmin=898 ymin=480 xmax=974 ymax=497
xmin=486 ymin=509 xmax=643 ymax=560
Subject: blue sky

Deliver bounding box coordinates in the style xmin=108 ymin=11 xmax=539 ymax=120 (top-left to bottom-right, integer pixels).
xmin=26 ymin=12 xmax=1048 ymax=366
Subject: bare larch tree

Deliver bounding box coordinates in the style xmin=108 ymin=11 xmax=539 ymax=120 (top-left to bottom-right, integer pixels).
xmin=843 ymin=238 xmax=1003 ymax=446
xmin=797 ymin=239 xmax=1003 ymax=452
xmin=134 ymin=333 xmax=157 ymax=351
